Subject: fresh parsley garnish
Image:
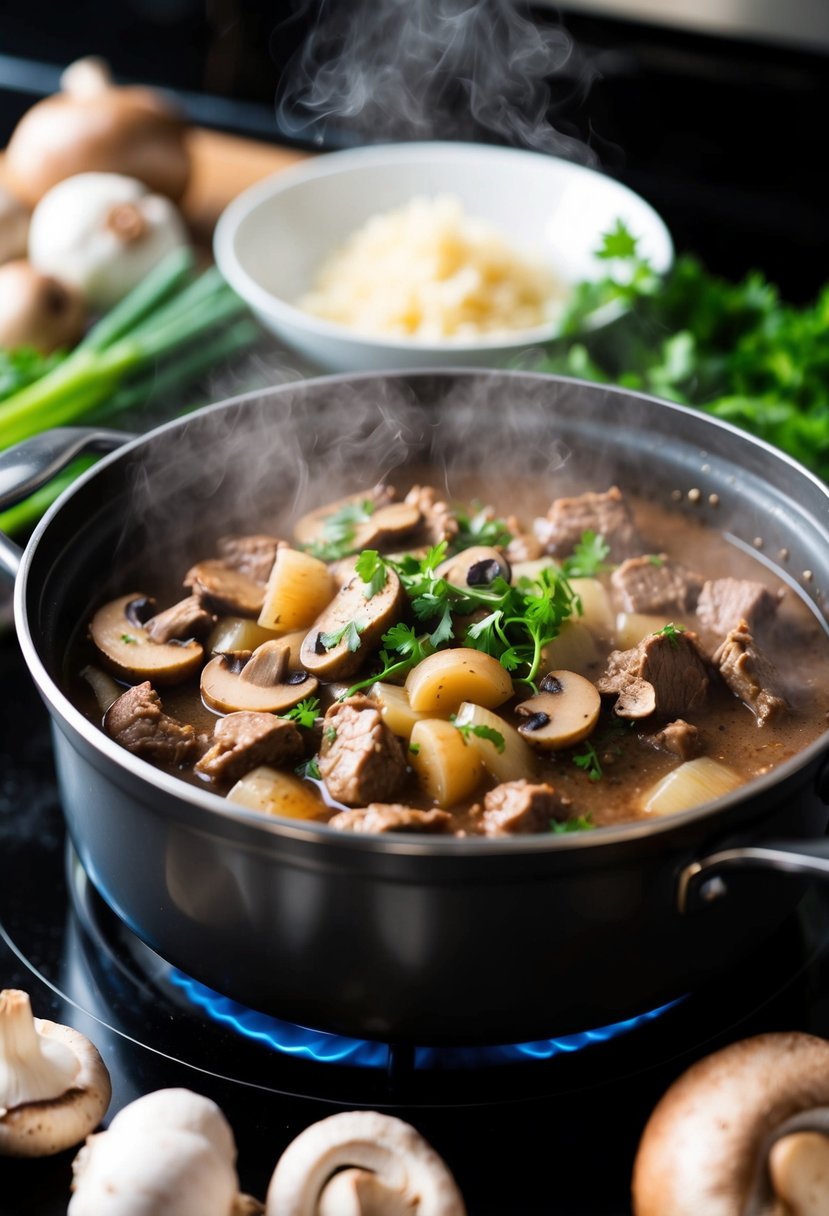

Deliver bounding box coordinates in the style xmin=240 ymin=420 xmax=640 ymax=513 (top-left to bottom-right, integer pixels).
xmin=647 ymin=554 xmax=665 ymax=567
xmin=307 ymin=498 xmax=375 ymax=561
xmin=296 ymin=755 xmax=321 ymax=780
xmin=561 ymin=531 xmax=612 ymax=579
xmin=551 ymin=814 xmax=595 ymax=833
xmin=324 ymin=726 xmax=337 ymax=743
xmin=281 ymin=697 xmax=320 ymax=729
xmin=657 ymin=622 xmax=686 ymax=648
xmin=354 ymin=549 xmax=388 ymax=599
xmin=320 ymin=618 xmax=366 ymax=653
xmin=120 ymin=633 xmax=137 ymax=644
xmin=452 ymin=719 xmax=506 ymax=752
xmin=452 ymin=504 xmax=513 ymax=552
xmin=344 ymin=624 xmax=435 ymax=698
xmin=572 ymin=741 xmax=603 ymax=782
xmin=409 ymin=742 xmax=421 ymax=756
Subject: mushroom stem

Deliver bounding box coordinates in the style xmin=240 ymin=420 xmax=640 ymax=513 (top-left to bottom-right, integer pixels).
xmin=0 ymin=989 xmax=78 ymax=1109
xmin=266 ymin=1111 xmax=466 ymax=1216
xmin=0 ymin=989 xmax=111 ymax=1157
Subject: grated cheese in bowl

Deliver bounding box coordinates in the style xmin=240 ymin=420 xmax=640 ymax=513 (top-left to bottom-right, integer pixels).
xmin=297 ymin=195 xmax=564 ymax=342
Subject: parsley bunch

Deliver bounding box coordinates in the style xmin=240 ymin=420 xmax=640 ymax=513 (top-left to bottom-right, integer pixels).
xmin=347 ymin=542 xmax=580 ymax=694
xmin=542 ymin=220 xmax=829 ymax=481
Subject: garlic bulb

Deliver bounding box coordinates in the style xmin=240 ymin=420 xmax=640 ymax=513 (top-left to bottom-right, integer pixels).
xmin=28 ymin=172 xmax=188 ymax=310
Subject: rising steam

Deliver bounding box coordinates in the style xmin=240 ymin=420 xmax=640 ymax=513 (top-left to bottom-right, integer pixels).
xmin=275 ymin=0 xmax=597 ymax=163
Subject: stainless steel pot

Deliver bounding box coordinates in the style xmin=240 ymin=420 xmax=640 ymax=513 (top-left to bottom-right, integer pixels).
xmin=3 ymin=370 xmax=829 ymax=1046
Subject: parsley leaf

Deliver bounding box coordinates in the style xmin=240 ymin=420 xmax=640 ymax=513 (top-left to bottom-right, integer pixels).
xmin=297 ymin=755 xmax=321 ymax=780
xmin=120 ymin=633 xmax=137 ymax=645
xmin=657 ymin=622 xmax=686 ymax=648
xmin=320 ymin=618 xmax=365 ymax=652
xmin=452 ymin=504 xmax=513 ymax=552
xmin=281 ymin=697 xmax=321 ymax=729
xmin=355 ymin=548 xmax=388 ymax=599
xmin=409 ymin=742 xmax=421 ymax=756
xmin=307 ymin=498 xmax=375 ymax=561
xmin=452 ymin=719 xmax=506 ymax=752
xmin=572 ymin=741 xmax=603 ymax=782
xmin=551 ymin=814 xmax=595 ymax=834
xmin=597 ymin=219 xmax=639 ymax=262
xmin=562 ymin=531 xmax=612 ymax=578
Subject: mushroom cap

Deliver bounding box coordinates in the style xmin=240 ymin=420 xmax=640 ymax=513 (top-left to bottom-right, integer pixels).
xmin=0 ymin=995 xmax=111 ymax=1158
xmin=266 ymin=1110 xmax=466 ymax=1216
xmin=201 ymin=641 xmax=318 ymax=714
xmin=632 ymin=1032 xmax=829 ymax=1216
xmin=436 ymin=545 xmax=510 ymax=589
xmin=516 ymin=669 xmax=601 ymax=749
xmin=90 ymin=593 xmax=203 ymax=685
xmin=300 ymin=561 xmax=406 ymax=680
xmin=5 ymin=85 xmax=190 ymax=207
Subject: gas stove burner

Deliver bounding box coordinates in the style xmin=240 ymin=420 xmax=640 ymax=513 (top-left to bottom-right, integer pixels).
xmin=169 ymin=967 xmax=685 ymax=1070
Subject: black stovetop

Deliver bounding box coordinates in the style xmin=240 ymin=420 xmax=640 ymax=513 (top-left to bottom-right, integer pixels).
xmin=4 ymin=636 xmax=829 ymax=1216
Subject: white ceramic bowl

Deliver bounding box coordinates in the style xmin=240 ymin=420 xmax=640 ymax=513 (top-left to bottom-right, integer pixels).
xmin=214 ymin=141 xmax=673 ymax=372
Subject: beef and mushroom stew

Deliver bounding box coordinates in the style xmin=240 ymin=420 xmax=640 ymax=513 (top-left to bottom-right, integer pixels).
xmin=72 ymin=482 xmax=829 ymax=837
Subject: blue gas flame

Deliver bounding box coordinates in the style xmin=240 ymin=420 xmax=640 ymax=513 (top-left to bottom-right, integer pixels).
xmin=168 ymin=970 xmax=683 ymax=1070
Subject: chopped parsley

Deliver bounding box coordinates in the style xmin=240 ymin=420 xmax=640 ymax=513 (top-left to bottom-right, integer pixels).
xmin=281 ymin=697 xmax=321 ymax=729
xmin=657 ymin=622 xmax=686 ymax=648
xmin=296 ymin=755 xmax=321 ymax=781
xmin=572 ymin=741 xmax=603 ymax=782
xmin=647 ymin=554 xmax=665 ymax=567
xmin=452 ymin=718 xmax=506 ymax=752
xmin=452 ymin=504 xmax=513 ymax=552
xmin=120 ymin=633 xmax=137 ymax=645
xmin=354 ymin=548 xmax=388 ymax=599
xmin=409 ymin=742 xmax=421 ymax=756
xmin=551 ymin=814 xmax=595 ymax=834
xmin=307 ymin=498 xmax=375 ymax=561
xmin=561 ymin=531 xmax=612 ymax=579
xmin=324 ymin=726 xmax=337 ymax=743
xmin=320 ymin=618 xmax=366 ymax=653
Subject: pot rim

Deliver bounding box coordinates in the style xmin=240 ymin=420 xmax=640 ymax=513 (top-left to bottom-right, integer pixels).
xmin=13 ymin=368 xmax=829 ymax=858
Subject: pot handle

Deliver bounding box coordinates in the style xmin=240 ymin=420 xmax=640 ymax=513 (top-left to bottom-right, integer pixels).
xmin=678 ymin=837 xmax=829 ymax=913
xmin=0 ymin=427 xmax=134 ymax=581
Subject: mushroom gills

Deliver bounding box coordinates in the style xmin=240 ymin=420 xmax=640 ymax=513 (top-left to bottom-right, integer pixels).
xmin=89 ymin=593 xmax=203 ymax=685
xmin=201 ymin=639 xmax=318 ymax=714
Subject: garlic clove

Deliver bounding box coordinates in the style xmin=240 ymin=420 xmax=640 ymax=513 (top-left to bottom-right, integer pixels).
xmin=0 ymin=989 xmax=111 ymax=1157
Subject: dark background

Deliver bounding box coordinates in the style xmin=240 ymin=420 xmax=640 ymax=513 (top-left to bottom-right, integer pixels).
xmin=1 ymin=3 xmax=828 ymax=297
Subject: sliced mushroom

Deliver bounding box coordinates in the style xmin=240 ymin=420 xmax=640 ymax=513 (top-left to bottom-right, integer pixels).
xmin=90 ymin=593 xmax=203 ymax=685
xmin=144 ymin=595 xmax=215 ymax=644
xmin=201 ymin=640 xmax=318 ymax=714
xmin=0 ymin=989 xmax=111 ymax=1157
xmin=68 ymin=1088 xmax=262 ymax=1216
xmin=293 ymin=485 xmax=396 ymax=549
xmin=265 ymin=1110 xmax=466 ymax=1216
xmin=435 ymin=545 xmax=511 ymax=589
xmin=632 ymin=1032 xmax=829 ymax=1216
xmin=300 ymin=561 xmax=406 ymax=680
xmin=185 ymin=560 xmax=265 ymax=618
xmin=516 ymin=670 xmax=601 ymax=749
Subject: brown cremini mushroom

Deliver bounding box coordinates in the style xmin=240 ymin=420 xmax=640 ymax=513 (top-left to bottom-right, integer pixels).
xmin=436 ymin=545 xmax=511 ymax=589
xmin=265 ymin=1110 xmax=466 ymax=1216
xmin=201 ymin=640 xmax=318 ymax=714
xmin=632 ymin=1032 xmax=829 ymax=1216
xmin=185 ymin=560 xmax=266 ymax=618
xmin=292 ymin=485 xmax=396 ymax=550
xmin=516 ymin=670 xmax=601 ymax=749
xmin=90 ymin=593 xmax=203 ymax=685
xmin=0 ymin=989 xmax=111 ymax=1158
xmin=300 ymin=559 xmax=406 ymax=680
xmin=4 ymin=57 xmax=191 ymax=207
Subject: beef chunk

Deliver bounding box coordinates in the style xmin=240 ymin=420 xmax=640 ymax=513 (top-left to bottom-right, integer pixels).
xmin=318 ymin=696 xmax=407 ymax=806
xmin=533 ymin=486 xmax=641 ymax=562
xmin=328 ymin=804 xmax=452 ymax=833
xmin=104 ymin=681 xmax=197 ymax=766
xmin=696 ymin=578 xmax=779 ymax=639
xmin=480 ymin=780 xmax=568 ymax=836
xmin=195 ymin=711 xmax=304 ymax=785
xmin=611 ymin=555 xmax=703 ymax=615
xmin=144 ymin=595 xmax=215 ymax=644
xmin=404 ymin=484 xmax=459 ymax=547
xmin=597 ymin=630 xmax=710 ymax=720
xmin=713 ymin=620 xmax=789 ymax=725
xmin=217 ymin=534 xmax=285 ymax=585
xmin=645 ymin=718 xmax=701 ymax=761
